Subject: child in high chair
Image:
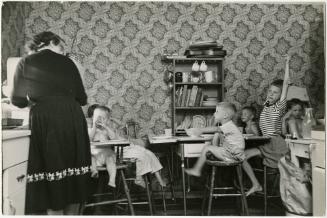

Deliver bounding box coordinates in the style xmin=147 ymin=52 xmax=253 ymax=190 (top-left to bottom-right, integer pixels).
xmin=185 ymin=102 xmax=245 ymax=177
xmin=241 ymin=106 xmax=260 ymax=136
xmin=88 ymin=104 xmax=166 ymax=188
xmin=282 ymin=98 xmax=304 ymax=139
xmin=88 ymin=105 xmax=120 ymax=188
xmin=242 ymin=57 xmax=291 ymax=196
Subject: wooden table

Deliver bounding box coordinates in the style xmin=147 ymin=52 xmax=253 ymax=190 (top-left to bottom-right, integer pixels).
xmin=148 ymin=135 xmax=211 ymax=215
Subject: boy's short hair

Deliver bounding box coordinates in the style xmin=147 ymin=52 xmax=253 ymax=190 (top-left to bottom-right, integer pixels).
xmin=217 ymin=102 xmax=236 ymax=118
xmin=270 ymin=79 xmax=283 ymax=90
xmin=287 ymin=98 xmax=304 ymax=110
xmin=242 ymin=106 xmax=257 ymax=119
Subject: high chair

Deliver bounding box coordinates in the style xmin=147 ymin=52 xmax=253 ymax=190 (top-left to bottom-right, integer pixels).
xmin=80 ymin=162 xmax=135 ymax=215
xmin=201 ymin=154 xmax=249 ymax=216
xmin=122 ymin=120 xmax=167 ymax=215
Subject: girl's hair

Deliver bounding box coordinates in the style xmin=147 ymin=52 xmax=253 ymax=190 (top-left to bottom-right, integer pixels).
xmin=96 ymin=105 xmax=111 ymax=114
xmin=242 ymin=106 xmax=257 ymax=120
xmin=27 ymin=31 xmax=65 ymax=52
xmin=287 ymin=98 xmax=304 ymax=111
xmin=87 ymin=104 xmax=99 ymax=118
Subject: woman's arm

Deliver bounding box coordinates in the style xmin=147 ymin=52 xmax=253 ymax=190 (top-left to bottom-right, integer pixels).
xmin=10 ymin=59 xmax=28 ymax=108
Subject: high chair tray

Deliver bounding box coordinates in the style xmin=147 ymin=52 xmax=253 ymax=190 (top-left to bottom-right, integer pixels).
xmin=91 ymin=140 xmax=130 ymax=146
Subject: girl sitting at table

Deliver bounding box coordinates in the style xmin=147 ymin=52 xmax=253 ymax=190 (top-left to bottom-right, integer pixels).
xmin=241 ymin=106 xmax=260 ymax=136
xmin=282 ymin=98 xmax=305 ymax=139
xmin=88 ymin=104 xmax=166 ymax=188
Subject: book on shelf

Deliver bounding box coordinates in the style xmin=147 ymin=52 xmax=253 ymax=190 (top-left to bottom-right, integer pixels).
xmin=199 ymin=93 xmax=204 ymax=107
xmin=180 ymin=84 xmax=188 ymax=107
xmin=176 ymin=86 xmax=184 ymax=107
xmin=188 ymin=85 xmax=198 ymax=106
xmin=185 ymin=88 xmax=192 ymax=107
xmin=194 ymin=88 xmax=202 ymax=106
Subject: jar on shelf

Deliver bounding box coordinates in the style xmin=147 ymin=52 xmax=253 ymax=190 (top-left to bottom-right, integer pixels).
xmin=302 ymin=108 xmax=316 ymax=139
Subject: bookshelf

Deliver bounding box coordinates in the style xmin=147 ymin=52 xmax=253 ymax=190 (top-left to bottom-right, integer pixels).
xmin=170 ymin=57 xmax=225 ymax=135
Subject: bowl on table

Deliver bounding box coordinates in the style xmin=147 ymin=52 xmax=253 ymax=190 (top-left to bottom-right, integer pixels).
xmin=185 ymin=128 xmax=202 ymax=138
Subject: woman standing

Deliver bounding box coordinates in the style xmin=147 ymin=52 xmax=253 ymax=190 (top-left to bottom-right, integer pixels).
xmin=10 ymin=31 xmax=92 ymax=215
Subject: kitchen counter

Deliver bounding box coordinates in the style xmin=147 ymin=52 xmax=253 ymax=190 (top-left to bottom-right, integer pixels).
xmin=2 ymin=129 xmax=31 ymax=140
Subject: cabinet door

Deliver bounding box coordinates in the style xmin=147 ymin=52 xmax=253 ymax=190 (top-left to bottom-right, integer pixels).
xmin=2 ymin=136 xmax=29 ymax=169
xmin=311 ymin=139 xmax=325 ymax=168
xmin=3 ymin=162 xmax=28 ymax=215
xmin=312 ymin=167 xmax=326 ymax=216
xmin=3 ymin=186 xmax=27 ymax=215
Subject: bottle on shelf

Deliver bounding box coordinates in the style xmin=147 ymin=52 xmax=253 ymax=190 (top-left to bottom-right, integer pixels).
xmin=302 ymin=108 xmax=317 ymax=139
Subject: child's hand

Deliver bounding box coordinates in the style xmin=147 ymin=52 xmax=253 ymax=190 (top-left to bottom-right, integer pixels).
xmin=283 ymin=110 xmax=292 ymax=120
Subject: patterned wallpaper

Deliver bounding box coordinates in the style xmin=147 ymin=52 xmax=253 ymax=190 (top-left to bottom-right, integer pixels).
xmin=2 ymin=1 xmax=325 ymax=135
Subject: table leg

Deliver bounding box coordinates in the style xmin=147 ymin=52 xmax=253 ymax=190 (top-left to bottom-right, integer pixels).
xmin=181 ymin=143 xmax=187 ymax=215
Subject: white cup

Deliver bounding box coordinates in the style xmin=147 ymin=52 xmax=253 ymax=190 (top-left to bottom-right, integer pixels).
xmin=205 ymin=71 xmax=213 ymax=83
xmin=165 ymin=128 xmax=172 ymax=136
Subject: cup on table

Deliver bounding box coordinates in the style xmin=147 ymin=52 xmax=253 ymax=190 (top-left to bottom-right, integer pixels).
xmin=165 ymin=128 xmax=172 ymax=137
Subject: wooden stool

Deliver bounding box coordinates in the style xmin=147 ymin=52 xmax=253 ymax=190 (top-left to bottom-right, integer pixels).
xmin=253 ymin=165 xmax=280 ymax=215
xmin=201 ymin=159 xmax=249 ymax=216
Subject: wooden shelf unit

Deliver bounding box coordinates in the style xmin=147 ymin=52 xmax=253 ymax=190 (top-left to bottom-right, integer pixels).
xmin=170 ymin=57 xmax=225 ymax=135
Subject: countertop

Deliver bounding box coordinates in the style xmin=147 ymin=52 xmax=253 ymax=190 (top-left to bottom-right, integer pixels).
xmin=2 ymin=129 xmax=31 ymax=140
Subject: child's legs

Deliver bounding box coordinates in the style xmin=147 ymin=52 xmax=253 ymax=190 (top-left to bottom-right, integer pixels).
xmin=192 ymin=145 xmax=226 ymax=172
xmin=105 ymin=155 xmax=116 ymax=183
xmin=242 ymin=148 xmax=262 ymax=194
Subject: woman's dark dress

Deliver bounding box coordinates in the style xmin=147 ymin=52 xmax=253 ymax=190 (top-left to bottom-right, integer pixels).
xmin=10 ymin=49 xmax=92 ymax=213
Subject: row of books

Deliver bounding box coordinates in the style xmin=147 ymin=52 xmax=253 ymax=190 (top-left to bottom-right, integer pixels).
xmin=175 ymin=85 xmax=203 ymax=107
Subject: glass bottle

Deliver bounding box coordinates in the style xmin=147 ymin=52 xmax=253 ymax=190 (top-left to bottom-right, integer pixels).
xmin=302 ymin=108 xmax=316 ymax=139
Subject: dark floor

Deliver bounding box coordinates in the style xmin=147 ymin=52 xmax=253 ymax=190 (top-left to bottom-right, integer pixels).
xmin=82 ymin=160 xmax=286 ymax=216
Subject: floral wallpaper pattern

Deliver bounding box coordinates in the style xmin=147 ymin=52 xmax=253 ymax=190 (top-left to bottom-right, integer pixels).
xmin=2 ymin=1 xmax=325 ymax=135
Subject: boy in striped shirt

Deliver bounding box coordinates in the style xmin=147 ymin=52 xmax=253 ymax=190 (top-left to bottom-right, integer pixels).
xmin=242 ymin=59 xmax=290 ymax=196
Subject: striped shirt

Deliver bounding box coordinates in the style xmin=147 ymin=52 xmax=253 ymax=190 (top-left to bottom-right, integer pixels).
xmin=259 ymin=99 xmax=287 ymax=136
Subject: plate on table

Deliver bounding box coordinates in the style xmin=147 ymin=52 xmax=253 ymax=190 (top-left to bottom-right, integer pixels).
xmin=192 ymin=115 xmax=206 ymax=128
xmin=152 ymin=135 xmax=172 ymax=140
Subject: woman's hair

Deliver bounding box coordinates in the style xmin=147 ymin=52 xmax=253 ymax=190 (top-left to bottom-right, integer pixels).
xmin=242 ymin=106 xmax=257 ymax=120
xmin=27 ymin=31 xmax=65 ymax=52
xmin=286 ymin=98 xmax=304 ymax=111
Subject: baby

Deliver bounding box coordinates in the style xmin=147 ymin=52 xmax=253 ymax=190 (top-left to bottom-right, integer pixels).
xmin=185 ymin=102 xmax=245 ymax=177
xmin=241 ymin=106 xmax=260 ymax=136
xmin=88 ymin=105 xmax=120 ymax=187
xmin=282 ymin=98 xmax=304 ymax=139
xmin=88 ymin=104 xmax=166 ymax=188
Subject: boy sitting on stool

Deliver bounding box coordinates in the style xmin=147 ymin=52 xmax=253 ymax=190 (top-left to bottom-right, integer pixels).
xmin=185 ymin=102 xmax=245 ymax=177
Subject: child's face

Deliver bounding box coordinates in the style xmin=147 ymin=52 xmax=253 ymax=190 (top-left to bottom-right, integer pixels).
xmin=266 ymin=85 xmax=282 ymax=105
xmin=93 ymin=109 xmax=110 ymax=123
xmin=214 ymin=106 xmax=226 ymax=122
xmin=290 ymin=104 xmax=303 ymax=118
xmin=241 ymin=109 xmax=254 ymax=123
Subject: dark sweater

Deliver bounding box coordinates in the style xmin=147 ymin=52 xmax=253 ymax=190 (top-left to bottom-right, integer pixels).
xmin=10 ymin=49 xmax=87 ymax=108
